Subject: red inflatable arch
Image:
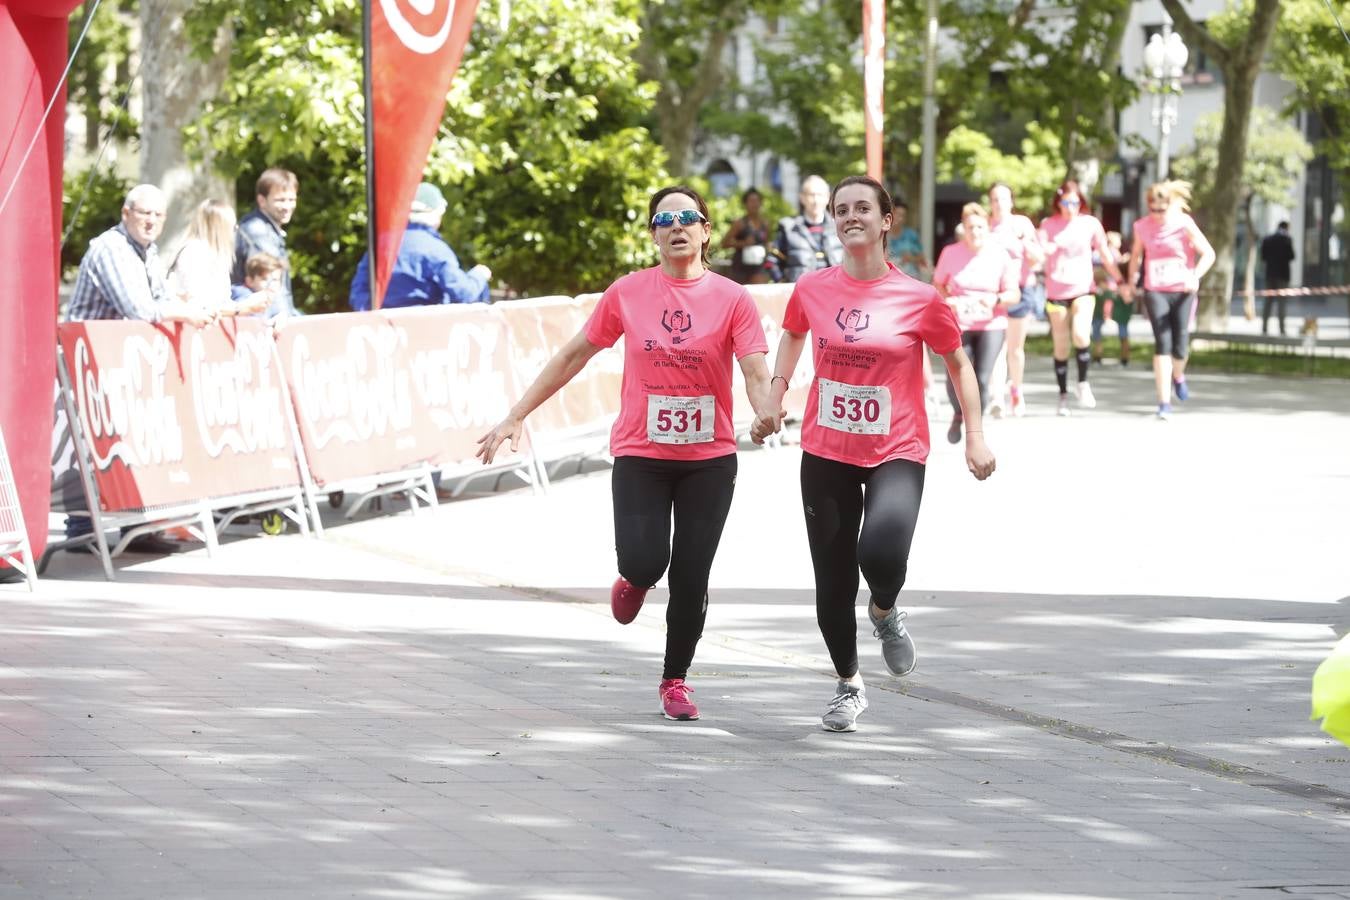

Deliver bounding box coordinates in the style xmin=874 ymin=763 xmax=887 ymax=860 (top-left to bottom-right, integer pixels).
xmin=0 ymin=1 xmax=84 ymax=562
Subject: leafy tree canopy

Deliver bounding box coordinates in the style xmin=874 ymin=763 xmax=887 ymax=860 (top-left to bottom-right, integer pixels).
xmin=184 ymin=0 xmax=668 ymax=309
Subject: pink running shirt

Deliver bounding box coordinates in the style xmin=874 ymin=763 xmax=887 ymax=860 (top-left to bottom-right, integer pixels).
xmin=932 ymin=240 xmax=1017 ymax=332
xmin=1133 ymin=212 xmax=1199 ymax=292
xmin=1040 ymin=214 xmax=1109 ymax=300
xmin=585 ymin=266 xmax=768 ymax=461
xmin=990 ymin=213 xmax=1039 ymax=287
xmin=782 ymin=263 xmax=961 ymax=468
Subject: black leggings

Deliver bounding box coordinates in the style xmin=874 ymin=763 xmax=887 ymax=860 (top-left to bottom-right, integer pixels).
xmin=612 ymin=454 xmax=738 ymax=680
xmin=1143 ymin=290 xmax=1195 ymax=359
xmin=944 ymin=329 xmax=1006 ymax=416
xmin=800 ymin=452 xmax=926 ymax=679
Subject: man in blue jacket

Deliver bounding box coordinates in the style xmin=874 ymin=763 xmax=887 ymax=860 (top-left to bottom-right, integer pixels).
xmin=233 ymin=168 xmax=301 ymax=318
xmin=349 ymin=183 xmax=492 ymax=311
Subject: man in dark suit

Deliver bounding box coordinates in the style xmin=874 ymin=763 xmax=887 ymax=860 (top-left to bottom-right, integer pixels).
xmin=774 ymin=175 xmax=843 ymax=282
xmin=1259 ymin=221 xmax=1295 ymax=335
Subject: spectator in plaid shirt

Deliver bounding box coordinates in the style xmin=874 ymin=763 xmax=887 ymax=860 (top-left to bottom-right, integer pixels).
xmin=65 ymin=184 xmax=213 ymax=326
xmin=61 ymin=184 xmax=210 ymax=555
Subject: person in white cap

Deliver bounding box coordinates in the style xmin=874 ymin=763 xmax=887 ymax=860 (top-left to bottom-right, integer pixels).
xmin=349 ymin=182 xmax=492 ymax=310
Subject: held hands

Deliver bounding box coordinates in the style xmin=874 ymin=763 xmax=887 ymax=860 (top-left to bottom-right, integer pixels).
xmin=749 ymin=408 xmax=784 ymax=445
xmin=476 ymin=414 xmax=523 ymax=465
xmin=965 ymin=433 xmax=996 ymax=481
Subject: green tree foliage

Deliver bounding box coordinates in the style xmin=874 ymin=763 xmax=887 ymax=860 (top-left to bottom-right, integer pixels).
xmin=67 ymin=0 xmax=140 ymax=154
xmin=937 ymin=123 xmax=1064 ymax=213
xmin=701 ymin=0 xmax=864 ymax=185
xmin=1173 ymin=107 xmax=1312 ymax=306
xmin=438 ymin=0 xmax=669 ymax=296
xmin=60 ymin=166 xmax=133 ymax=276
xmin=1160 ymin=0 xmax=1283 ymax=330
xmin=637 ymin=0 xmax=789 ymax=177
xmin=704 ymin=0 xmax=1134 ymax=207
xmin=1272 ymin=0 xmax=1350 ymax=192
xmin=184 ymin=0 xmax=667 ymax=309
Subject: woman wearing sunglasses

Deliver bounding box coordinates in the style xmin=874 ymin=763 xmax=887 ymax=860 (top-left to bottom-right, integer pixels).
xmin=1126 ymin=180 xmax=1215 ymax=419
xmin=753 ymin=175 xmax=996 ymax=733
xmin=477 ymin=185 xmax=776 ymax=722
xmin=1038 ymin=180 xmax=1124 ymax=416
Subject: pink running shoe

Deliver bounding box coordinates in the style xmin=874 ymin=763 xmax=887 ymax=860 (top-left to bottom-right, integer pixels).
xmin=610 ymin=577 xmax=648 ymax=624
xmin=659 ymin=678 xmax=699 ymax=720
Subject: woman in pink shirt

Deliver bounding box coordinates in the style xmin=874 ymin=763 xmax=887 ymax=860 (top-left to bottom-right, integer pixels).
xmin=1125 ymin=180 xmax=1216 ymax=419
xmin=477 ymin=185 xmax=776 ymax=722
xmin=933 ymin=202 xmax=1020 ymax=445
xmin=1038 ymin=180 xmax=1124 ymax=416
xmin=988 ymin=183 xmax=1045 ymax=417
xmin=752 ymin=175 xmax=996 ymax=733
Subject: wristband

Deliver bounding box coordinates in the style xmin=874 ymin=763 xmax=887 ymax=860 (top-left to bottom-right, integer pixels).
xmin=770 ymin=375 xmax=789 ymax=389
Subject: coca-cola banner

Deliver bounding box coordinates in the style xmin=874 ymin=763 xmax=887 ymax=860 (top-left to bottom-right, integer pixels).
xmin=57 ymin=319 xmax=303 ymax=512
xmin=493 ymin=295 xmax=622 ymax=442
xmin=391 ymin=304 xmax=518 ymax=466
xmin=276 ymin=307 xmax=530 ymax=487
xmin=275 ymin=312 xmax=426 ymax=486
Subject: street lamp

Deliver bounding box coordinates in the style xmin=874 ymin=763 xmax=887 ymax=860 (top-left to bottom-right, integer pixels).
xmin=1143 ymin=28 xmax=1189 ymax=180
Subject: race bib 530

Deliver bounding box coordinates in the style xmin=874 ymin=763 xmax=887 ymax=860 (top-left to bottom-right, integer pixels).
xmin=817 ymin=378 xmax=891 ymax=436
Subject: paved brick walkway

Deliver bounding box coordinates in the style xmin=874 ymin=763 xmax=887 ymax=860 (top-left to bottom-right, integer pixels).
xmin=7 ymin=365 xmax=1349 ymax=898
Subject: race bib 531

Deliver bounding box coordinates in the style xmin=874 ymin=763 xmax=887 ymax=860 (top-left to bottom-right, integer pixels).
xmin=646 ymin=394 xmax=715 ymax=444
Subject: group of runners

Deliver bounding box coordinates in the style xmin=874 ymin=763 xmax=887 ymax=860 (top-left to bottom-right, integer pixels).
xmin=934 ymin=178 xmax=1216 ymax=427
xmin=476 ymin=174 xmax=1212 ymax=733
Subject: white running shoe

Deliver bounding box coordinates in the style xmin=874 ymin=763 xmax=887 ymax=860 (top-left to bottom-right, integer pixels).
xmin=822 ymin=681 xmax=868 ymax=732
xmin=1076 ymin=382 xmax=1097 ymax=409
xmin=1057 ymin=395 xmax=1071 ymax=417
xmin=1011 ymin=393 xmax=1026 ymax=418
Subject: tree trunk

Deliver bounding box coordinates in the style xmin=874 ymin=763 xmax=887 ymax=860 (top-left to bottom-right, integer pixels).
xmin=1162 ymin=0 xmax=1282 ymax=333
xmin=638 ymin=7 xmax=739 ymax=178
xmin=1241 ymin=192 xmax=1258 ymax=320
xmin=138 ymin=0 xmax=231 ymax=255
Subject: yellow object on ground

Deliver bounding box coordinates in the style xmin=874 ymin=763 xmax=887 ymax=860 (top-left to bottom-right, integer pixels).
xmin=1311 ymin=635 xmax=1350 ymax=747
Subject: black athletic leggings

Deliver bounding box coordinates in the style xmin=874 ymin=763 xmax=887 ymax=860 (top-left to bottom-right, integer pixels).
xmin=800 ymin=451 xmax=926 ymax=679
xmin=612 ymin=453 xmax=738 ymax=680
xmin=1143 ymin=290 xmax=1195 ymax=359
xmin=944 ymin=329 xmax=1006 ymax=416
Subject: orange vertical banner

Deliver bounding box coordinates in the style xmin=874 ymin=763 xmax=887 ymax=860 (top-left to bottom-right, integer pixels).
xmin=366 ymin=0 xmax=481 ymax=309
xmin=862 ymin=0 xmax=885 ymax=180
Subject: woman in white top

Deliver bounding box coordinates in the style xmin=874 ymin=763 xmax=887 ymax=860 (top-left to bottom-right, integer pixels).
xmin=169 ymin=199 xmax=268 ymax=316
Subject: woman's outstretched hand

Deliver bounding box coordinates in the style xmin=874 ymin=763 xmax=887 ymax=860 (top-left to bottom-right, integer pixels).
xmin=476 ymin=415 xmax=523 ymax=464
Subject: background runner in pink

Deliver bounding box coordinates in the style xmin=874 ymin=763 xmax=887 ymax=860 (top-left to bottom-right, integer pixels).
xmin=1040 ymin=213 xmax=1112 ymax=301
xmin=1126 ymin=180 xmax=1216 ymax=417
xmin=1133 ymin=213 xmax=1201 ymax=293
xmin=932 ymin=236 xmax=1017 ymax=332
xmin=783 ymin=263 xmax=960 ymax=467
xmin=585 ymin=267 xmax=767 ymax=460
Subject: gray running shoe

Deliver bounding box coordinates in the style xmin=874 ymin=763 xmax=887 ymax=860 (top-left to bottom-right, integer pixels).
xmin=821 ymin=681 xmax=868 ymax=732
xmin=870 ymin=606 xmax=917 ymax=676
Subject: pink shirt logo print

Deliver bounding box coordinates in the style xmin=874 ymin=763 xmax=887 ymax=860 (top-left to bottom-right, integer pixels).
xmin=661 ymin=309 xmax=694 ymax=345
xmin=835 ymin=308 xmax=871 ymax=343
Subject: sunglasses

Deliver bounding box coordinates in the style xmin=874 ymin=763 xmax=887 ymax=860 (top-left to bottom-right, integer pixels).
xmin=1058 ymin=198 xmax=1081 ymax=207
xmin=651 ymin=209 xmax=707 ymax=228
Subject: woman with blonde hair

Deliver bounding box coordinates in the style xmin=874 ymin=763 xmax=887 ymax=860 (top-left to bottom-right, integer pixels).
xmin=1125 ymin=180 xmax=1215 ymax=419
xmin=169 ymin=199 xmax=268 ymax=316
